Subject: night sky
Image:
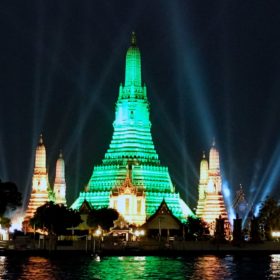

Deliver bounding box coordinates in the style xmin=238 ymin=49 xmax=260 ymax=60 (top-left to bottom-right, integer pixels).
xmin=1 ymin=1 xmax=280 ymax=212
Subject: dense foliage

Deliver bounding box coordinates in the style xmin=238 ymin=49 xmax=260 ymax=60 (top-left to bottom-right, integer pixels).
xmin=185 ymin=216 xmax=209 ymax=240
xmin=0 ymin=180 xmax=22 ymax=217
xmin=257 ymin=197 xmax=280 ymax=240
xmin=87 ymin=208 xmax=119 ymax=231
xmin=30 ymin=202 xmax=82 ymax=235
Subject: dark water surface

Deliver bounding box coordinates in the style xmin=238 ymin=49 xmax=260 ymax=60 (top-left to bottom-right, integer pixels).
xmin=0 ymin=254 xmax=280 ymax=279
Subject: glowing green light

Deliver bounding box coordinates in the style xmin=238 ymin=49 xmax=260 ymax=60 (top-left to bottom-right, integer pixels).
xmin=71 ymin=33 xmax=193 ymax=221
xmin=125 ymin=31 xmax=141 ymax=87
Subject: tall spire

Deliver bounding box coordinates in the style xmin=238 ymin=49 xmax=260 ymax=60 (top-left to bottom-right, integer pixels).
xmin=54 ymin=151 xmax=65 ymax=185
xmin=209 ymin=139 xmax=220 ymax=171
xmin=199 ymin=152 xmax=209 ymax=185
xmin=197 ymin=145 xmax=229 ymax=238
xmin=208 ymin=140 xmax=221 ymax=192
xmin=196 ymin=151 xmax=209 ymax=216
xmin=108 ymin=32 xmax=155 ymax=163
xmin=71 ymin=33 xmax=194 ymax=223
xmin=124 ymin=32 xmax=142 ymax=87
xmin=35 ymin=134 xmax=46 ymax=173
xmin=54 ymin=151 xmax=67 ymax=205
xmin=24 ymin=134 xmax=49 ymax=229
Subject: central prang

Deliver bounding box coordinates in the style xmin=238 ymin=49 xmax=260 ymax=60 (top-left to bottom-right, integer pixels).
xmin=71 ymin=33 xmax=193 ymax=224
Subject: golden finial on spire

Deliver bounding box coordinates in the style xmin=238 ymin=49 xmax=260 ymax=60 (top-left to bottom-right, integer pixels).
xmin=202 ymin=151 xmax=206 ymax=158
xmin=39 ymin=134 xmax=43 ymax=144
xmin=131 ymin=31 xmax=137 ymax=46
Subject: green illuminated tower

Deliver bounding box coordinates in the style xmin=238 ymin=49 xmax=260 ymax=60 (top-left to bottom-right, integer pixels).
xmin=71 ymin=33 xmax=193 ymax=222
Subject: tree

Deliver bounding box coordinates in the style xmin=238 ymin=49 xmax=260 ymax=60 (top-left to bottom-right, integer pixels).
xmin=257 ymin=197 xmax=280 ymax=240
xmin=30 ymin=202 xmax=82 ymax=235
xmin=87 ymin=208 xmax=119 ymax=231
xmin=250 ymin=216 xmax=262 ymax=242
xmin=0 ymin=180 xmax=22 ymax=217
xmin=232 ymin=215 xmax=243 ymax=244
xmin=185 ymin=216 xmax=209 ymax=240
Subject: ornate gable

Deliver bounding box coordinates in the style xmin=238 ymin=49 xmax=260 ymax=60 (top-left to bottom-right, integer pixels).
xmin=111 ymin=175 xmax=144 ymax=197
xmin=79 ymin=200 xmax=92 ymax=214
xmin=119 ymin=176 xmax=137 ymax=195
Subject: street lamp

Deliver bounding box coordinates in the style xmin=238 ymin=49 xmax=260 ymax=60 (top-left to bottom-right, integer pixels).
xmin=272 ymin=231 xmax=280 ymax=240
xmin=95 ymin=228 xmax=102 ymax=236
xmin=134 ymin=229 xmax=145 ymax=240
xmin=93 ymin=227 xmax=102 ymax=253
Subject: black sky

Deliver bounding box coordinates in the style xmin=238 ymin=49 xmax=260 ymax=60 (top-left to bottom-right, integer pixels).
xmin=1 ymin=1 xmax=280 ymax=210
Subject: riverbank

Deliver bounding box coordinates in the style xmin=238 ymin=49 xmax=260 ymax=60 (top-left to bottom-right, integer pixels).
xmin=1 ymin=239 xmax=280 ymax=256
xmin=100 ymin=240 xmax=280 ymax=255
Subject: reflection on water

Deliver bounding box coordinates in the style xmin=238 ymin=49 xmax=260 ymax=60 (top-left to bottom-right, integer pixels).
xmin=0 ymin=254 xmax=280 ymax=279
xmin=191 ymin=255 xmax=231 ymax=280
xmin=0 ymin=256 xmax=6 ymax=277
xmin=2 ymin=256 xmax=59 ymax=280
xmin=88 ymin=256 xmax=186 ymax=279
xmin=270 ymin=254 xmax=280 ymax=279
xmin=21 ymin=257 xmax=56 ymax=280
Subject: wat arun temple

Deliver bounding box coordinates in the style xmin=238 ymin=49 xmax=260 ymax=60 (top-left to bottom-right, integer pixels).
xmin=71 ymin=33 xmax=194 ymax=224
xmin=24 ymin=33 xmax=229 ymax=231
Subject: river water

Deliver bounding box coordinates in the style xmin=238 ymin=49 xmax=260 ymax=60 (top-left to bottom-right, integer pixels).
xmin=0 ymin=254 xmax=280 ymax=279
